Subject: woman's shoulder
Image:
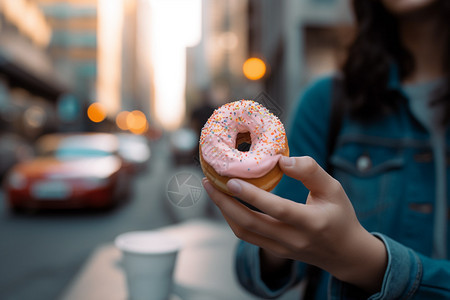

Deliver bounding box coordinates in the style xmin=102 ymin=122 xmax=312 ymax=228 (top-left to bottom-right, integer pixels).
xmin=302 ymin=74 xmax=335 ymax=102
xmin=296 ymin=74 xmax=336 ymax=116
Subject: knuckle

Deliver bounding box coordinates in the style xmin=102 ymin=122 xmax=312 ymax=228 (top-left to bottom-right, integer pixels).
xmin=302 ymin=156 xmax=318 ymax=173
xmin=273 ymin=205 xmax=289 ymax=220
xmin=290 ymin=240 xmax=307 ymax=254
xmin=329 ymin=178 xmax=344 ymax=195
xmin=232 ymin=226 xmax=246 ymax=240
xmin=240 ymin=217 xmax=257 ymax=231
xmin=308 ymin=217 xmax=329 ymax=234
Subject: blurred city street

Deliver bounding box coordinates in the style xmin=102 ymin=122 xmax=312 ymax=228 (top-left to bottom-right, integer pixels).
xmin=0 ymin=137 xmax=214 ymax=300
xmin=0 ymin=0 xmax=352 ymax=299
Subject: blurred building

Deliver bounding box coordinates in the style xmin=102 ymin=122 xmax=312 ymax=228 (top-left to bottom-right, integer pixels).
xmin=38 ymin=0 xmax=97 ymax=98
xmin=36 ymin=0 xmax=98 ymax=130
xmin=186 ymin=0 xmax=249 ymax=110
xmin=38 ymin=0 xmax=150 ymax=133
xmin=185 ymin=0 xmax=353 ymax=126
xmin=0 ymin=0 xmax=67 ymax=140
xmin=247 ymin=0 xmax=353 ymax=116
xmin=0 ymin=0 xmax=355 ymax=138
xmin=122 ymin=0 xmax=142 ymax=113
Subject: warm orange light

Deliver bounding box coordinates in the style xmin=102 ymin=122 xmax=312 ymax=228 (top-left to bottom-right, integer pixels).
xmin=130 ymin=123 xmax=148 ymax=135
xmin=243 ymin=57 xmax=267 ymax=80
xmin=87 ymin=103 xmax=106 ymax=123
xmin=126 ymin=110 xmax=148 ymax=134
xmin=116 ymin=111 xmax=130 ymax=130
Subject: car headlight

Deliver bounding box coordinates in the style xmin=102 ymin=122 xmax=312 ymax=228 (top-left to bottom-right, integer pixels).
xmin=8 ymin=172 xmax=27 ymax=189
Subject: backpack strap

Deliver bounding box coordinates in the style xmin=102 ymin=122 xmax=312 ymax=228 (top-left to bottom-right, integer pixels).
xmin=303 ymin=75 xmax=346 ymax=299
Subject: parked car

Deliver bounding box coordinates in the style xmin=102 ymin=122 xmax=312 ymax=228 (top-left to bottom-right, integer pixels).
xmin=5 ymin=132 xmax=130 ymax=212
xmin=114 ymin=132 xmax=151 ymax=174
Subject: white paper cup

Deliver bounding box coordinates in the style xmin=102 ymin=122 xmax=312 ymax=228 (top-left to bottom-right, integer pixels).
xmin=115 ymin=231 xmax=182 ymax=300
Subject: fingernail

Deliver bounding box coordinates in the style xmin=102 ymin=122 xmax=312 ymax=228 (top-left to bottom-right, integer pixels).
xmin=227 ymin=179 xmax=242 ymax=194
xmin=281 ymin=156 xmax=295 ymax=167
xmin=202 ymin=178 xmax=212 ymax=193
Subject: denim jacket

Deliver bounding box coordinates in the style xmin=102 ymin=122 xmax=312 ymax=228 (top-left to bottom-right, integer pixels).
xmin=235 ymin=74 xmax=450 ymax=299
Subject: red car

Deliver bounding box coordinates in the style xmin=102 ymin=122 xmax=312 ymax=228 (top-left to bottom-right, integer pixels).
xmin=5 ymin=132 xmax=130 ymax=212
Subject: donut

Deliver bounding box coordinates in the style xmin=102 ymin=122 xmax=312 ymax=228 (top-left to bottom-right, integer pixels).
xmin=199 ymin=100 xmax=289 ymax=195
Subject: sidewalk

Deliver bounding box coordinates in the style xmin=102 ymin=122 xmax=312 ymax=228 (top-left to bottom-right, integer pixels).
xmin=60 ymin=218 xmax=303 ymax=300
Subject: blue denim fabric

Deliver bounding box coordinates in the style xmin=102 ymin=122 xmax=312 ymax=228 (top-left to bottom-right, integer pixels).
xmin=235 ymin=74 xmax=450 ymax=299
xmin=235 ymin=242 xmax=304 ymax=298
xmin=330 ymin=234 xmax=422 ymax=300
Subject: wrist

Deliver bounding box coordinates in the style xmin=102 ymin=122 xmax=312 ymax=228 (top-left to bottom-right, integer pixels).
xmin=330 ymin=226 xmax=388 ymax=293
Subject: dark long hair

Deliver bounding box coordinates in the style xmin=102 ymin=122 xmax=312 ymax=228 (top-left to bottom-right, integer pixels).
xmin=342 ymin=0 xmax=450 ymax=122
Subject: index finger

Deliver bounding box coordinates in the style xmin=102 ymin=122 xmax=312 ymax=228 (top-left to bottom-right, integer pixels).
xmin=226 ymin=179 xmax=313 ymax=225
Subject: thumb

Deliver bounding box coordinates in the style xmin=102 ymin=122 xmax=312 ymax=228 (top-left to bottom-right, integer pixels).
xmin=279 ymin=156 xmax=340 ymax=198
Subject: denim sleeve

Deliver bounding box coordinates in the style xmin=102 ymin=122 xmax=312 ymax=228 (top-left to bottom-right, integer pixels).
xmin=329 ymin=233 xmax=427 ymax=300
xmin=235 ymin=240 xmax=305 ymax=298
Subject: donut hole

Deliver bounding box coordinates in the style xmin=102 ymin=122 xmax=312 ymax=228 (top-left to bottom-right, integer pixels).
xmin=236 ymin=132 xmax=252 ymax=152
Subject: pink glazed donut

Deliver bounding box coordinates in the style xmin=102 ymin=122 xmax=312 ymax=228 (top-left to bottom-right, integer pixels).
xmin=199 ymin=100 xmax=289 ymax=195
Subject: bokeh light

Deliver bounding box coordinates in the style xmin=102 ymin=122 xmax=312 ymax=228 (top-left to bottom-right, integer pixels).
xmin=115 ymin=110 xmax=130 ymax=130
xmin=126 ymin=110 xmax=148 ymax=134
xmin=87 ymin=102 xmax=106 ymax=123
xmin=24 ymin=105 xmax=46 ymax=128
xmin=243 ymin=57 xmax=267 ymax=80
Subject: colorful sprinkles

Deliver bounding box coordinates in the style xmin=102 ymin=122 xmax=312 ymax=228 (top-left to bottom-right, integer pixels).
xmin=200 ymin=99 xmax=286 ymax=178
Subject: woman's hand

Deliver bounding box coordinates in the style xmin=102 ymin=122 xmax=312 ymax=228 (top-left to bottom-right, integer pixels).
xmin=202 ymin=156 xmax=387 ymax=293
